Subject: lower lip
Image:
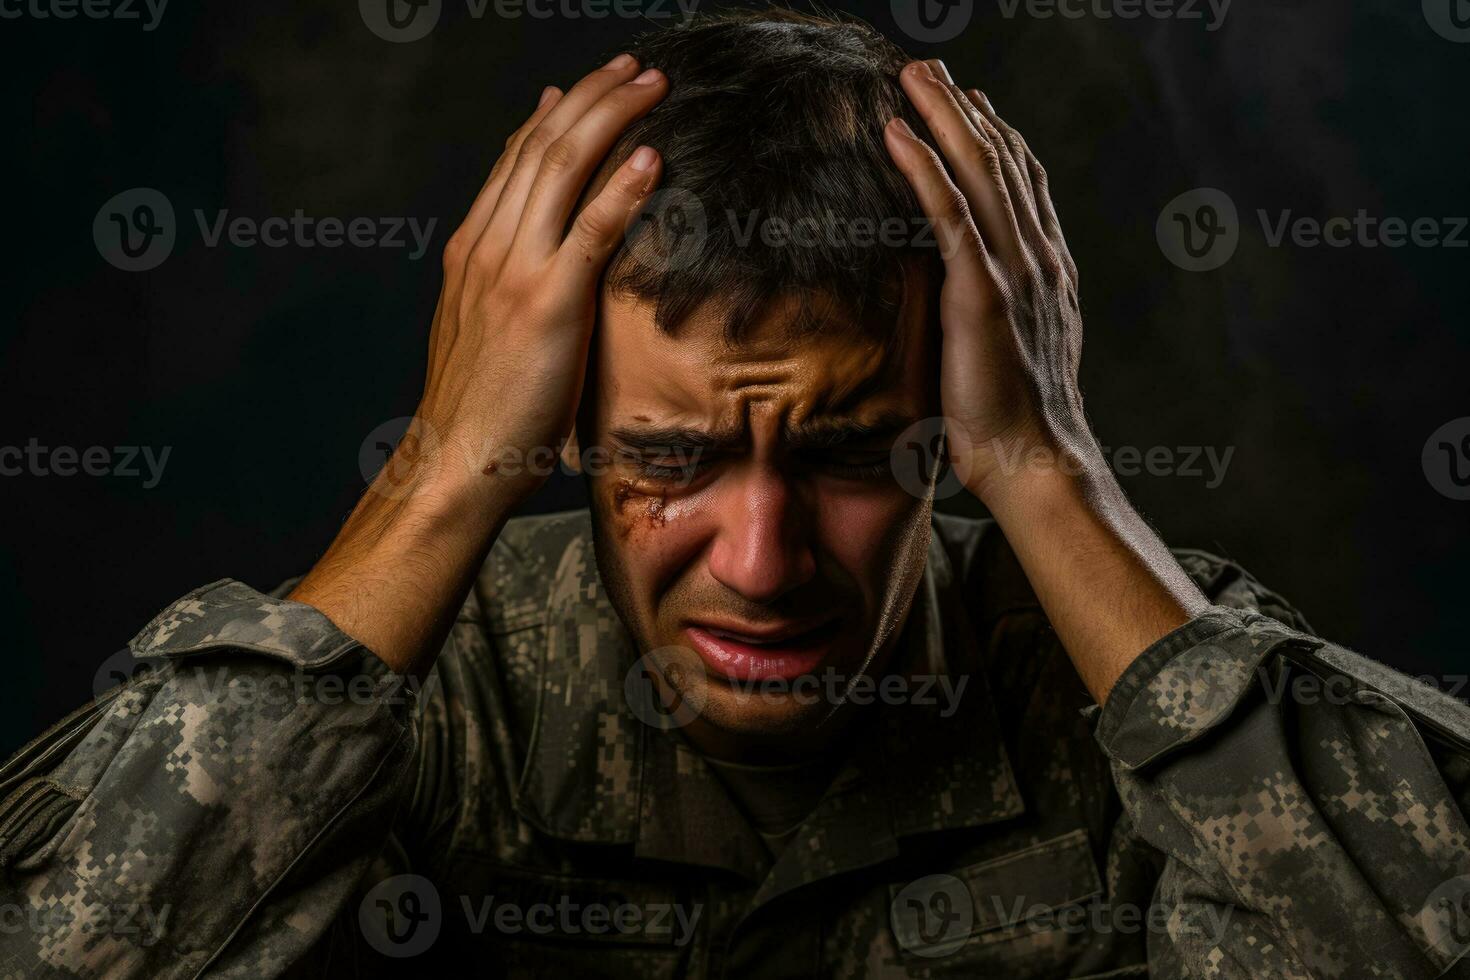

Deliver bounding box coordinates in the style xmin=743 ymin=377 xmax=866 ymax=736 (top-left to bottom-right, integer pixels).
xmin=684 ymin=624 xmax=834 ymax=683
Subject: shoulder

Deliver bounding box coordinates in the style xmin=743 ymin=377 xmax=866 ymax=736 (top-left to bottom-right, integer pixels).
xmin=473 ymin=508 xmax=595 ymax=632
xmin=931 ymin=512 xmax=1310 ymax=627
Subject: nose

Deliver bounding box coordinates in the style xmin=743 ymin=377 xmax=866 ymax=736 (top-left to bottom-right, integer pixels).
xmin=706 ymin=466 xmax=816 ymax=604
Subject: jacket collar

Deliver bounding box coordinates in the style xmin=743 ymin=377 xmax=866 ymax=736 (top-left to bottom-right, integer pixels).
xmin=512 ymin=514 xmax=1025 ymax=882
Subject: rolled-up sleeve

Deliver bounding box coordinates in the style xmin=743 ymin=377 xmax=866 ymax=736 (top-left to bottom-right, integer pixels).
xmin=0 ymin=580 xmax=420 ymax=978
xmin=1094 ymin=606 xmax=1470 ymax=979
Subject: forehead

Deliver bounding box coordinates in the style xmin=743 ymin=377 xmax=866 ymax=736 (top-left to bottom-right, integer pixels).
xmin=591 ymin=290 xmax=934 ymax=432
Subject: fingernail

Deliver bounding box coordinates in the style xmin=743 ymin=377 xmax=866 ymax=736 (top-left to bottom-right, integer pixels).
xmin=929 ymin=60 xmax=954 ymax=84
xmin=629 ymin=145 xmax=656 ymax=172
xmin=538 ymin=86 xmax=556 ymax=107
xmin=604 ymin=53 xmax=635 ymax=71
xmin=971 ymin=88 xmax=993 ymax=110
xmin=890 ymin=117 xmax=916 ymax=139
xmin=630 ymin=68 xmax=662 ymax=85
xmin=908 ymin=60 xmax=935 ymax=80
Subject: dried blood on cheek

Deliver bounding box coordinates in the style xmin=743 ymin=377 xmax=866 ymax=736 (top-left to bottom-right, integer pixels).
xmin=611 ymin=479 xmax=671 ymax=537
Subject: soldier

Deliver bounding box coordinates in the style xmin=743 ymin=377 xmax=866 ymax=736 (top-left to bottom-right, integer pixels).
xmin=3 ymin=9 xmax=1468 ymax=978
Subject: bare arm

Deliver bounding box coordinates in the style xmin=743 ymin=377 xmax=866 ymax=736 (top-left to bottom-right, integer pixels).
xmin=885 ymin=59 xmax=1208 ymax=703
xmin=290 ymin=57 xmax=668 ymax=676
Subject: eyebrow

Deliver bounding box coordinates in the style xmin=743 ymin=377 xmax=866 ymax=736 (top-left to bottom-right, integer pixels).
xmin=607 ymin=426 xmax=743 ymax=453
xmin=783 ymin=411 xmax=917 ymax=450
xmin=608 ymin=410 xmax=917 ymax=454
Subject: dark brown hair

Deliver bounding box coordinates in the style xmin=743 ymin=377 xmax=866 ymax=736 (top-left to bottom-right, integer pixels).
xmin=599 ymin=7 xmax=941 ymax=344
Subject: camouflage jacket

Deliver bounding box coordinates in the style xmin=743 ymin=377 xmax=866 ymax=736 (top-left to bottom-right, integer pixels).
xmin=2 ymin=511 xmax=1469 ymax=978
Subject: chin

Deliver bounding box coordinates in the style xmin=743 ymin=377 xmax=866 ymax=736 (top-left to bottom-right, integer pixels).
xmin=693 ymin=681 xmax=840 ymax=737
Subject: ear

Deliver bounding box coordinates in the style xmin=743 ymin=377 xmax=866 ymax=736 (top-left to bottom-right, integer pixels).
xmin=560 ymin=426 xmax=582 ymax=474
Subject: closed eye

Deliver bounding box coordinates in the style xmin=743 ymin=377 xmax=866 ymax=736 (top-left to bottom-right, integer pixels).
xmin=806 ymin=447 xmax=892 ymax=480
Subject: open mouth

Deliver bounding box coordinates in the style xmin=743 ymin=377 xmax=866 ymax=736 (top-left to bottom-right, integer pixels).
xmin=683 ymin=617 xmax=841 ymax=683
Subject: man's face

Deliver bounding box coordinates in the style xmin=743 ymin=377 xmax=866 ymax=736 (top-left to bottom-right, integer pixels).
xmin=580 ymin=287 xmax=940 ymax=756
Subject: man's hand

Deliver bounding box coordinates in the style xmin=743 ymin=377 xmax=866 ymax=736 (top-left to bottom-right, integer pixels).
xmin=290 ymin=55 xmax=667 ymax=675
xmin=884 ymin=59 xmax=1087 ymax=498
xmin=415 ymin=54 xmax=666 ymax=503
xmin=886 ymin=60 xmax=1209 ymax=702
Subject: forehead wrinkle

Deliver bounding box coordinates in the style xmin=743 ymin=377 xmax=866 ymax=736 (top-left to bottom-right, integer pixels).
xmin=707 ymin=343 xmax=895 ymax=423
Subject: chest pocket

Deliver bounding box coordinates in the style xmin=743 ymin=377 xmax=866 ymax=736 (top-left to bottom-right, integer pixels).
xmin=423 ymin=862 xmax=700 ymax=978
xmin=890 ymin=829 xmax=1105 ymax=973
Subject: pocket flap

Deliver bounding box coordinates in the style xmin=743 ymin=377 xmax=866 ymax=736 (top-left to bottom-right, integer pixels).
xmin=890 ymin=828 xmax=1103 ymax=955
xmin=957 ymin=828 xmax=1103 ymax=933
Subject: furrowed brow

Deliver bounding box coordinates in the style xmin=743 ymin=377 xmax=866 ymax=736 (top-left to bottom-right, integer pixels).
xmin=783 ymin=411 xmax=916 ymax=450
xmin=607 ymin=425 xmax=743 ymax=453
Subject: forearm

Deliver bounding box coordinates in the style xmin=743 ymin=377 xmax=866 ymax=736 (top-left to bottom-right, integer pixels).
xmin=974 ymin=441 xmax=1210 ymax=704
xmin=288 ymin=464 xmax=523 ymax=677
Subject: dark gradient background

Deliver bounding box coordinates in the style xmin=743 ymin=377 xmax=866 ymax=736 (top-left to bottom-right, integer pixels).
xmin=2 ymin=0 xmax=1466 ymax=753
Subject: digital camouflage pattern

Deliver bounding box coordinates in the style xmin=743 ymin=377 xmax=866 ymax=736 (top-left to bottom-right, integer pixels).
xmin=1 ymin=510 xmax=1468 ymax=978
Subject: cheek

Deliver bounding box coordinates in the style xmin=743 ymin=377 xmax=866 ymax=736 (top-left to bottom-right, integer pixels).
xmin=812 ymin=485 xmax=929 ymax=590
xmin=595 ymin=477 xmax=712 ymax=594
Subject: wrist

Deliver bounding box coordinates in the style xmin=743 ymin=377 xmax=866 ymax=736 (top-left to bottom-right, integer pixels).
xmin=963 ymin=426 xmax=1111 ymax=514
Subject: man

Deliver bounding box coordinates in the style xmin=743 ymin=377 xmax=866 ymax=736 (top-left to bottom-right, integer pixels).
xmin=2 ymin=9 xmax=1467 ymax=978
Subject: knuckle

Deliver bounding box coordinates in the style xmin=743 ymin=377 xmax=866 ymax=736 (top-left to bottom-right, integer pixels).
xmin=520 ymin=129 xmax=555 ymax=158
xmin=573 ymin=207 xmax=612 ymax=245
xmin=540 ymin=136 xmax=578 ymax=174
xmin=938 ymin=182 xmax=969 ymax=217
xmin=1037 ymin=249 xmax=1065 ymax=283
xmin=979 ymin=144 xmax=1007 ymax=185
xmin=976 ymin=138 xmax=999 ymax=167
xmin=467 ymin=239 xmax=500 ymax=273
xmin=441 ymin=231 xmax=471 ymax=269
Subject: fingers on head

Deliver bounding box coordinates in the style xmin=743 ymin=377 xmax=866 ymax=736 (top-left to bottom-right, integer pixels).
xmin=899 ymin=61 xmax=1027 ymax=263
xmin=479 ymin=58 xmax=646 ymax=244
xmin=561 ymin=144 xmax=662 ymax=272
xmin=884 ymin=118 xmax=987 ymax=269
xmin=443 ymin=86 xmax=566 ymax=273
xmin=522 ymin=69 xmax=667 ymax=229
xmin=963 ymin=88 xmax=1074 ymax=280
